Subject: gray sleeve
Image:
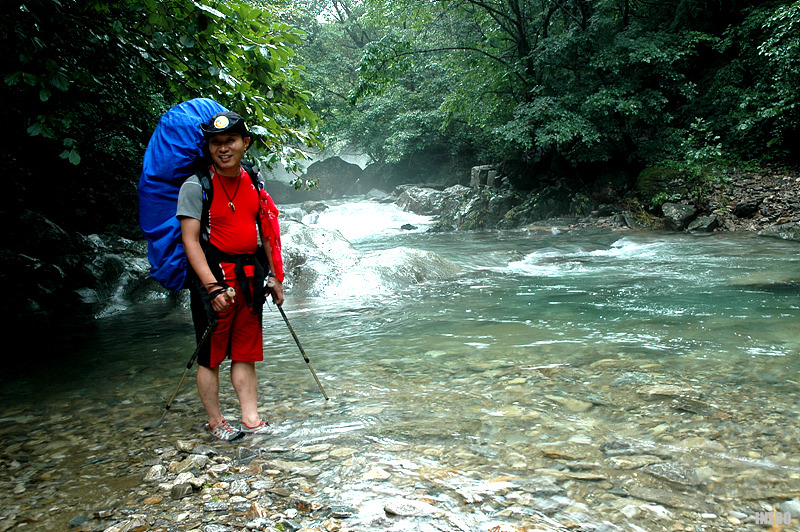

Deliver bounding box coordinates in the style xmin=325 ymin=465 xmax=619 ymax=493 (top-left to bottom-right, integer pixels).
xmin=176 ymin=175 xmax=203 ymax=220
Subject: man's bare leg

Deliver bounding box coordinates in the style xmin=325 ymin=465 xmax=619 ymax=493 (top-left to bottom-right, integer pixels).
xmin=231 ymin=361 xmax=260 ymax=427
xmin=196 ymin=364 xmax=224 ymax=428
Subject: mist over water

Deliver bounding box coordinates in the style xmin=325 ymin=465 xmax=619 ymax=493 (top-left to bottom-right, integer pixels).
xmin=2 ymin=198 xmax=799 ymax=530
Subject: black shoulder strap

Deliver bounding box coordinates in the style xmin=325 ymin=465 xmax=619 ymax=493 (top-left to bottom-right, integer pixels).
xmin=198 ymin=166 xmax=213 ymax=244
xmin=241 ymin=160 xmax=263 ymax=192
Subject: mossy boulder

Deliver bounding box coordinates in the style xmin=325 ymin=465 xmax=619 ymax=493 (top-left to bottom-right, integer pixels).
xmin=636 ymin=167 xmax=687 ymax=202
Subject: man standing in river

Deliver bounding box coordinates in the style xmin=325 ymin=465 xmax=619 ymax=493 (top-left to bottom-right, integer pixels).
xmin=176 ymin=111 xmax=284 ymax=440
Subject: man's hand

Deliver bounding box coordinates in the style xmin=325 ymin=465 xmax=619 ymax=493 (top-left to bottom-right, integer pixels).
xmin=208 ymin=286 xmax=235 ymax=312
xmin=268 ymin=279 xmax=285 ymax=307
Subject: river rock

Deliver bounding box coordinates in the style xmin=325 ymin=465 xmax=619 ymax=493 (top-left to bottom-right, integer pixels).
xmin=192 ymin=444 xmax=219 ymax=457
xmin=302 ymin=201 xmax=329 ymax=214
xmin=204 ymin=500 xmax=228 ymax=512
xmin=176 ymin=440 xmax=197 ymax=453
xmin=661 ymin=202 xmax=697 ymax=231
xmin=230 ymin=479 xmax=250 ymax=496
xmin=606 ymin=455 xmax=662 ymax=470
xmin=143 ymin=464 xmax=167 ymax=481
xmin=636 ymin=384 xmax=700 ymax=400
xmin=733 ymin=199 xmax=761 ymax=218
xmin=780 ymin=499 xmax=800 ymax=518
xmin=363 ymin=467 xmax=391 ymax=480
xmin=384 ymin=497 xmax=441 ymax=517
xmin=611 ymin=372 xmax=652 ymax=387
xmin=758 ymin=221 xmax=800 ymax=241
xmin=544 ymin=394 xmax=594 ymax=412
xmin=670 ymin=397 xmax=719 ymax=416
xmin=687 ymin=215 xmax=720 ymax=233
xmin=176 ymin=454 xmax=209 ymax=473
xmin=170 ymin=483 xmax=193 ymax=500
xmin=628 ymin=486 xmax=709 ymax=512
xmin=396 ymin=185 xmax=471 ymax=216
xmin=642 ymin=462 xmax=701 ymax=486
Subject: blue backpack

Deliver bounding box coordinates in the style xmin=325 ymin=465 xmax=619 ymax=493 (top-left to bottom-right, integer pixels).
xmin=138 ymin=98 xmax=228 ymax=291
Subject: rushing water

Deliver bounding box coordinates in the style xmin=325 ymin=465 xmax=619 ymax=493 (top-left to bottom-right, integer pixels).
xmin=2 ymin=198 xmax=800 ymax=531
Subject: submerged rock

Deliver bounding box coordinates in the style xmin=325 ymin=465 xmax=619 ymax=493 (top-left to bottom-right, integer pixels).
xmin=642 ymin=462 xmax=702 ymax=487
xmin=384 ymin=497 xmax=441 ymax=517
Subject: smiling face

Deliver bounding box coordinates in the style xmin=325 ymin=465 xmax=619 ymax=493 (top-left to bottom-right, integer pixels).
xmin=207 ymin=133 xmax=251 ymax=177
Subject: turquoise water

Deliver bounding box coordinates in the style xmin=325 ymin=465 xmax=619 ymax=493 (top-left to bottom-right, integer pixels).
xmin=2 ymin=202 xmax=800 ymax=530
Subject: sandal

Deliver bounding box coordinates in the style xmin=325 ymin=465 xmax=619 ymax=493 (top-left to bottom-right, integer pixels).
xmin=241 ymin=420 xmax=272 ymax=435
xmin=209 ymin=419 xmax=243 ymax=441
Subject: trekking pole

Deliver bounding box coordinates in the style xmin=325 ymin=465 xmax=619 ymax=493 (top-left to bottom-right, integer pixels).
xmin=156 ymin=287 xmax=235 ymax=427
xmin=268 ymin=280 xmax=329 ymax=401
xmin=276 ymin=305 xmax=329 ymax=401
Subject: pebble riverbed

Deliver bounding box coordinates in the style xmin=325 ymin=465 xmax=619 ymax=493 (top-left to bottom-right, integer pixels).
xmin=1 ymin=345 xmax=798 ymax=532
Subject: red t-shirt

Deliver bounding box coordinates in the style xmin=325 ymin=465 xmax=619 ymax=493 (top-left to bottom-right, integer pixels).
xmin=208 ymin=166 xmax=260 ymax=280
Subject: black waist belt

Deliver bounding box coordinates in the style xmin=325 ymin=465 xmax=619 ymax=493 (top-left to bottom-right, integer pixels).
xmin=215 ymin=252 xmax=256 ymax=265
xmin=204 ymin=245 xmax=267 ymax=315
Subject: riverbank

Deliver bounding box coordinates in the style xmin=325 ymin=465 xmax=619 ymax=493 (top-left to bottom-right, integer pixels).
xmin=574 ymin=167 xmax=800 ymax=236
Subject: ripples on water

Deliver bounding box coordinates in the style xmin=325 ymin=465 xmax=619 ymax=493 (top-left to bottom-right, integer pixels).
xmin=2 ymin=200 xmax=799 ymax=530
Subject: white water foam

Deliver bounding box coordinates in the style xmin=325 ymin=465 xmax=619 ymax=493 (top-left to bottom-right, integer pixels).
xmin=303 ymin=201 xmax=434 ymax=241
xmin=506 ymin=237 xmax=678 ymax=277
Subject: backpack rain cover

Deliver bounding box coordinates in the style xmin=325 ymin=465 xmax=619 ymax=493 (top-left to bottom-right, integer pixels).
xmin=138 ymin=98 xmax=228 ymax=291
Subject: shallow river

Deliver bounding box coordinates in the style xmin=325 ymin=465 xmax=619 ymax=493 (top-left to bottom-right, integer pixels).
xmin=2 ymin=200 xmax=799 ymax=531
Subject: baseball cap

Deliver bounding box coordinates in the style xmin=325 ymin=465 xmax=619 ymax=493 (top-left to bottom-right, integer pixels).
xmin=200 ymin=112 xmax=251 ymax=139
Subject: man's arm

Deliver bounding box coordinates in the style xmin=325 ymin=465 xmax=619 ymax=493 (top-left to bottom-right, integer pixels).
xmin=180 ymin=216 xmax=233 ymax=312
xmin=261 ymin=233 xmax=285 ymax=306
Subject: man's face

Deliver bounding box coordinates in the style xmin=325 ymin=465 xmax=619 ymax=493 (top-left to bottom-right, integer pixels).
xmin=208 ymin=133 xmax=250 ymax=176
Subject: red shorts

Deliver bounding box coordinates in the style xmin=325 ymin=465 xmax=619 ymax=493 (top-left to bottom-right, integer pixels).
xmin=206 ymin=279 xmax=263 ymax=368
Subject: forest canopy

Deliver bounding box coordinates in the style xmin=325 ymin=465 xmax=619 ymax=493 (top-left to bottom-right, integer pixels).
xmin=295 ymin=0 xmax=800 ymax=186
xmin=2 ymin=0 xmax=319 ymax=232
xmin=2 ymin=0 xmax=799 ymax=233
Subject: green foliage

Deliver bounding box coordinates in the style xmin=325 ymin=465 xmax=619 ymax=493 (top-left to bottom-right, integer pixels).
xmin=288 ymin=0 xmax=799 ymax=191
xmin=2 ymin=0 xmax=319 ymax=232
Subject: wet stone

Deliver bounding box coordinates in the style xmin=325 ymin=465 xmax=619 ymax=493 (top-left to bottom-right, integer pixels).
xmin=244 ymin=517 xmax=269 ymax=529
xmin=249 ymin=479 xmax=275 ymax=490
xmin=170 ymin=483 xmax=193 ymax=500
xmin=671 ymin=397 xmax=719 ymax=416
xmin=780 ymin=499 xmax=800 ymax=518
xmin=384 ymin=497 xmax=440 ymax=517
xmin=606 ymin=455 xmax=662 ymax=470
xmin=202 ymin=525 xmax=231 ymax=532
xmin=275 ymin=519 xmax=301 ymax=531
xmin=203 ymin=500 xmax=229 ymax=512
xmin=143 ymin=464 xmax=167 ymax=481
xmin=611 ymin=372 xmax=652 ymax=387
xmin=600 ymin=440 xmax=664 ymax=457
xmin=231 ymin=502 xmax=252 ymax=513
xmin=69 ymin=516 xmax=91 ymax=527
xmin=176 ymin=440 xmax=196 ymax=453
xmin=176 ymin=454 xmax=209 ymax=473
xmin=528 ymin=478 xmax=565 ymax=497
xmin=235 ymin=447 xmax=259 ymax=464
xmin=192 ymin=444 xmax=219 ymax=457
xmin=642 ymin=462 xmax=701 ymax=486
xmin=636 ymin=384 xmax=701 ymax=400
xmin=328 ymin=506 xmax=355 ymax=518
xmin=628 ymin=486 xmax=708 ymax=512
xmin=530 ymin=495 xmax=571 ymax=515
xmin=544 ymin=394 xmax=594 ymax=412
xmin=229 ymin=479 xmax=250 ymax=496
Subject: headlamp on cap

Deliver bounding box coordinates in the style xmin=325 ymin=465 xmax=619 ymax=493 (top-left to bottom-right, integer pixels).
xmin=200 ymin=111 xmax=251 ymax=139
